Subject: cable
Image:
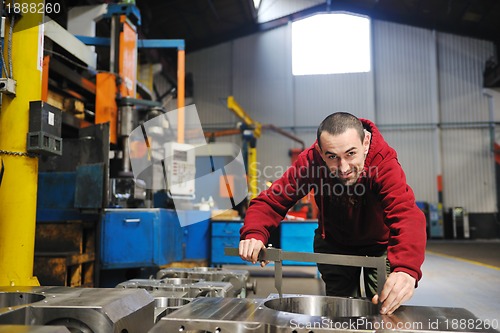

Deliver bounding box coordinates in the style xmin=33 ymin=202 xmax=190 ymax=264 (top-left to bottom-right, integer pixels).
xmin=0 ymin=41 xmax=9 ymax=78
xmin=8 ymin=1 xmax=15 ymax=78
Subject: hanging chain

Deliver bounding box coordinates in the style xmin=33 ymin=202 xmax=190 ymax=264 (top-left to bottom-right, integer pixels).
xmin=0 ymin=149 xmax=39 ymax=158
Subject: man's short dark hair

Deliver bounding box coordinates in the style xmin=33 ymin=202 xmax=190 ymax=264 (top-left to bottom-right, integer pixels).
xmin=317 ymin=112 xmax=365 ymax=149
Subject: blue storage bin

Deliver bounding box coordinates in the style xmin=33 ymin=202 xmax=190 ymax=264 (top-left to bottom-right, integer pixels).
xmin=210 ymin=221 xmax=251 ymax=265
xmin=100 ymin=208 xmax=183 ymax=268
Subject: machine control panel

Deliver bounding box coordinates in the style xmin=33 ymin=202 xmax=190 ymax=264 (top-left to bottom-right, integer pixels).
xmin=164 ymin=142 xmax=196 ymax=197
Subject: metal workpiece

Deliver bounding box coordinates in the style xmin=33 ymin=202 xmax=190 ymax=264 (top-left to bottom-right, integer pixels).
xmin=118 ymin=104 xmax=135 ymax=175
xmin=0 ymin=286 xmax=155 ymax=333
xmin=156 ymin=267 xmax=256 ymax=297
xmin=116 ymin=278 xmax=235 ymax=298
xmin=151 ymin=295 xmax=499 ymax=333
xmin=152 ymin=297 xmax=191 ymax=323
xmin=0 ymin=325 xmax=71 ymax=332
xmin=225 ymin=247 xmax=387 ymax=296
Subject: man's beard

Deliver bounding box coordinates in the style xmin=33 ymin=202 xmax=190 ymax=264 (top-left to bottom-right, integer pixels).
xmin=334 ymin=169 xmax=360 ymax=185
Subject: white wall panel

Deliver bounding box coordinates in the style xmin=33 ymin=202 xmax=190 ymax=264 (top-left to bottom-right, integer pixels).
xmin=187 ymin=42 xmax=235 ymax=127
xmin=442 ymin=128 xmax=495 ymax=212
xmin=438 ymin=33 xmax=494 ymax=123
xmin=380 ymin=129 xmax=437 ymax=203
xmin=232 ymin=26 xmax=293 ymax=127
xmin=373 ymin=21 xmax=434 ymax=125
xmin=294 ymin=73 xmax=374 ymax=127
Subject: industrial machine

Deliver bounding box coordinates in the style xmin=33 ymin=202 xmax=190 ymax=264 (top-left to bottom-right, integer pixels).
xmin=15 ymin=2 xmax=193 ymax=287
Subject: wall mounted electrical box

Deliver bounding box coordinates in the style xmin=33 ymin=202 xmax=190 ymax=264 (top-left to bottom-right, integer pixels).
xmin=27 ymin=101 xmax=63 ymax=156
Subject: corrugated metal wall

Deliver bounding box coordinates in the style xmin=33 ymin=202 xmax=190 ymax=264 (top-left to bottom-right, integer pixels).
xmin=437 ymin=32 xmax=496 ymax=211
xmin=372 ymin=20 xmax=437 ymax=203
xmin=187 ymin=42 xmax=234 ymax=127
xmin=185 ymin=17 xmax=496 ymax=213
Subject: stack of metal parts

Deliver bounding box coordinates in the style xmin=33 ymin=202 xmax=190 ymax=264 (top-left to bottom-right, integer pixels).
xmin=0 ymin=286 xmax=155 ymax=333
xmin=156 ymin=266 xmax=256 ymax=297
xmin=117 ymin=267 xmax=256 ymax=322
xmin=116 ymin=277 xmax=235 ymax=298
xmin=116 ymin=277 xmax=234 ymax=322
xmin=148 ymin=248 xmax=499 ymax=332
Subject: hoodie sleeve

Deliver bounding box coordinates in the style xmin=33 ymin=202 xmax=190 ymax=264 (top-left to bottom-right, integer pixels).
xmin=374 ymin=156 xmax=427 ymax=284
xmin=240 ymin=149 xmax=314 ymax=244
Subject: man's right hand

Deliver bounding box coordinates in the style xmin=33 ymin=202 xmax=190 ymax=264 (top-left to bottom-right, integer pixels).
xmin=239 ymin=238 xmax=267 ymax=266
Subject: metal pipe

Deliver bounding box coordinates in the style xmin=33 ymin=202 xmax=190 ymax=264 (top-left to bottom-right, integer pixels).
xmin=262 ymin=124 xmax=305 ymax=150
xmin=119 ymin=105 xmax=134 ymax=174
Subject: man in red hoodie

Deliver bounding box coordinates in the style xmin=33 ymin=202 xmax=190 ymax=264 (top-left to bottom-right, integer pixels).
xmin=239 ymin=112 xmax=426 ymax=315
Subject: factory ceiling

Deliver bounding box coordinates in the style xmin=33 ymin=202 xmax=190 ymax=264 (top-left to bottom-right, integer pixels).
xmin=54 ymin=0 xmax=500 ymax=88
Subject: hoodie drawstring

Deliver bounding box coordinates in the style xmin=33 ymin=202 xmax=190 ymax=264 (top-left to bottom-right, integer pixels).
xmin=320 ymin=190 xmax=326 ymax=239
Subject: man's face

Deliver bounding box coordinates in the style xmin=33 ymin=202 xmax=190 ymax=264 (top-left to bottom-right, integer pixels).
xmin=315 ymin=128 xmax=370 ymax=185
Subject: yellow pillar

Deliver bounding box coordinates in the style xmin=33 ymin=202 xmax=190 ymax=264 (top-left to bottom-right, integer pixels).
xmin=0 ymin=1 xmax=43 ymax=286
xmin=248 ymin=146 xmax=258 ymax=199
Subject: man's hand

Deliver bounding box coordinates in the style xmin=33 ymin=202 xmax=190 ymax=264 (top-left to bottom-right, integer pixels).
xmin=371 ymin=271 xmax=416 ymax=315
xmin=239 ymin=238 xmax=267 ymax=267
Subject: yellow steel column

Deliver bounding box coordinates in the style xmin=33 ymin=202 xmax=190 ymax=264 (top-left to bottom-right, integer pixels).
xmin=0 ymin=1 xmax=43 ymax=286
xmin=248 ymin=146 xmax=258 ymax=199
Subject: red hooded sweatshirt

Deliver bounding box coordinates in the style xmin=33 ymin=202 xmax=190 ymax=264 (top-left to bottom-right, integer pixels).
xmin=240 ymin=119 xmax=426 ymax=283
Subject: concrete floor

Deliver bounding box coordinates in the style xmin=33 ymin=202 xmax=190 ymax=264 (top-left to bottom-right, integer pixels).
xmin=226 ymin=240 xmax=500 ymax=324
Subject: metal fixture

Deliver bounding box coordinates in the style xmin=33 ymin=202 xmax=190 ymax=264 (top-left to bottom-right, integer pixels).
xmin=156 ymin=267 xmax=256 ymax=297
xmin=116 ymin=278 xmax=235 ymax=298
xmin=0 ymin=78 xmax=16 ymax=95
xmin=0 ymin=286 xmax=155 ymax=333
xmin=0 ymin=326 xmax=70 ymax=332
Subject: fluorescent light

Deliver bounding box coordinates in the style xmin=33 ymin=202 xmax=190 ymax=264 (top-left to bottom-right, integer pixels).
xmin=253 ymin=0 xmax=261 ymax=10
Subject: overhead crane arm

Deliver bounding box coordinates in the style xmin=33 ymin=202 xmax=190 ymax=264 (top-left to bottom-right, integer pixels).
xmin=227 ymin=96 xmax=262 ymax=138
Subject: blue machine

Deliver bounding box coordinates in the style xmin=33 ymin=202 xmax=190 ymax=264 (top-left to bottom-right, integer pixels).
xmin=177 ymin=210 xmax=211 ymax=260
xmin=429 ymin=203 xmax=444 ymax=238
xmin=37 ymin=165 xmax=104 ymax=222
xmin=211 ymin=221 xmax=251 ymax=265
xmin=281 ymin=221 xmax=317 ymax=266
xmin=416 ymin=201 xmax=444 ymax=239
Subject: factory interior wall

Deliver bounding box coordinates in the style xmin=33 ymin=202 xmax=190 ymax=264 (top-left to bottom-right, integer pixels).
xmin=186 ymin=18 xmax=499 ymax=237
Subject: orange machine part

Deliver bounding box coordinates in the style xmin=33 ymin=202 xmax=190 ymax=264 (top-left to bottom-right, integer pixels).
xmin=119 ymin=15 xmax=137 ymax=98
xmin=220 ymin=175 xmax=235 ymax=198
xmin=95 ymin=73 xmax=118 ymax=144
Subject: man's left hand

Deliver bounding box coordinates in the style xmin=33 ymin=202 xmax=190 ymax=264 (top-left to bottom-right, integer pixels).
xmin=371 ymin=271 xmax=415 ymax=315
